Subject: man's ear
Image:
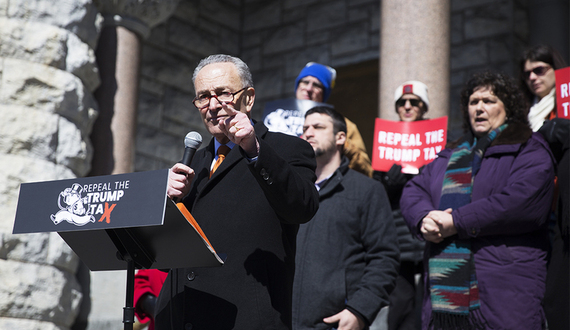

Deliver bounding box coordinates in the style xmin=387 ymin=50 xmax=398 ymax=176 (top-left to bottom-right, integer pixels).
xmin=242 ymin=87 xmax=256 ymax=115
xmin=335 ymin=131 xmax=347 ymax=148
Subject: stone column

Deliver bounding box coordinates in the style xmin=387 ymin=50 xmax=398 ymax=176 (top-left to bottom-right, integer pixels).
xmin=90 ymin=17 xmax=145 ymax=175
xmin=379 ymin=0 xmax=450 ymax=121
xmin=0 ymin=0 xmax=100 ymax=329
xmin=91 ymin=0 xmax=180 ymax=175
xmin=87 ymin=2 xmax=179 ymax=329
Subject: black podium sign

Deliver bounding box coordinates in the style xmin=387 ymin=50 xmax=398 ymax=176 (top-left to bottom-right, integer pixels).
xmin=13 ymin=169 xmax=224 ymax=271
xmin=14 ymin=170 xmax=168 ymax=234
xmin=13 ymin=169 xmax=224 ymax=330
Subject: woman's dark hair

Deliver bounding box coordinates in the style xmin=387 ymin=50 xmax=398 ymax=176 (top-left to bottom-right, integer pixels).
xmin=519 ymin=44 xmax=568 ymax=102
xmin=460 ymin=71 xmax=529 ymax=133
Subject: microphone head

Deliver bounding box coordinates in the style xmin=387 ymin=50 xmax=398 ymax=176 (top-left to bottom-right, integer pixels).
xmin=184 ymin=131 xmax=203 ymax=149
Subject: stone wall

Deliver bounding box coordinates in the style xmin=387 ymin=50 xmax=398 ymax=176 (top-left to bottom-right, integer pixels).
xmin=242 ymin=0 xmax=380 ymax=115
xmin=135 ymin=0 xmax=242 ymax=171
xmin=0 ymin=0 xmax=100 ymax=329
xmin=135 ymin=0 xmax=540 ymax=167
xmin=448 ymin=0 xmax=528 ymax=139
xmin=135 ymin=0 xmax=380 ymax=171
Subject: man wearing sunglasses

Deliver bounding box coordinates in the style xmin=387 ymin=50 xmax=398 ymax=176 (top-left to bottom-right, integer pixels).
xmin=158 ymin=54 xmax=319 ymax=330
xmin=394 ymin=81 xmax=429 ymax=123
xmin=374 ymin=80 xmax=429 ymax=330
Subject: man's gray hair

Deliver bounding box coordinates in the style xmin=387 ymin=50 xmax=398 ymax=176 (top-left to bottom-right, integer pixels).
xmin=192 ymin=54 xmax=254 ymax=89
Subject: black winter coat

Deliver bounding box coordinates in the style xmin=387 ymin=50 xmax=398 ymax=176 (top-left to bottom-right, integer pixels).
xmin=155 ymin=122 xmax=319 ymax=330
xmin=293 ymin=157 xmax=399 ymax=329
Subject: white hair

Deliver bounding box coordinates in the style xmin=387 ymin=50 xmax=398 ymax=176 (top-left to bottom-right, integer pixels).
xmin=192 ymin=54 xmax=254 ymax=90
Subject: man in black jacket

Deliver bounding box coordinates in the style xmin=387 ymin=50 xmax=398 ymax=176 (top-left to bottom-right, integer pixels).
xmin=157 ymin=54 xmax=319 ymax=330
xmin=293 ymin=106 xmax=399 ymax=330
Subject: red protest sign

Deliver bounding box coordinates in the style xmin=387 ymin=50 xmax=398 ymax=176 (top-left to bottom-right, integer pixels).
xmin=372 ymin=117 xmax=448 ymax=174
xmin=555 ymin=67 xmax=570 ymax=119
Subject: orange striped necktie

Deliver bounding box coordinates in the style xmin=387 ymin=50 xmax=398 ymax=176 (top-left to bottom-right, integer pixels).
xmin=210 ymin=145 xmax=231 ymax=177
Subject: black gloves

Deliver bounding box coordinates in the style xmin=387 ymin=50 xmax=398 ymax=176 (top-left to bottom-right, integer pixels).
xmin=383 ymin=164 xmax=407 ymax=188
xmin=539 ymin=118 xmax=570 ymax=161
xmin=539 ymin=118 xmax=569 ymax=144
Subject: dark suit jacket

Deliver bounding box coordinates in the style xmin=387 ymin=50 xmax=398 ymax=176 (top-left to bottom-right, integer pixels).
xmin=155 ymin=122 xmax=319 ymax=330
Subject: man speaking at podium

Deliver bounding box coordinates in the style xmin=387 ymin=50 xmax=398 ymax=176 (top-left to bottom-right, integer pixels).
xmin=155 ymin=54 xmax=319 ymax=330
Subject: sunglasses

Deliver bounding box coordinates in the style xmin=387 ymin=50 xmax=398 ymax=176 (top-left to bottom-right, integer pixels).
xmin=396 ymin=98 xmax=422 ymax=107
xmin=523 ymin=65 xmax=551 ymax=79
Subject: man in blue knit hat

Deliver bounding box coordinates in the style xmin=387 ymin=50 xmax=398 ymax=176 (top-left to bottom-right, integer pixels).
xmin=295 ymin=62 xmax=336 ymax=103
xmin=294 ymin=62 xmax=373 ymax=177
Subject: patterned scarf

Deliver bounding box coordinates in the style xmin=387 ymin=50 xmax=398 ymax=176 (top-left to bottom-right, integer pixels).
xmin=428 ymin=124 xmax=507 ymax=329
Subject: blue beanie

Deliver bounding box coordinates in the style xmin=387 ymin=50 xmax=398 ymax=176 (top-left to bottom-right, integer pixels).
xmin=294 ymin=62 xmax=336 ymax=102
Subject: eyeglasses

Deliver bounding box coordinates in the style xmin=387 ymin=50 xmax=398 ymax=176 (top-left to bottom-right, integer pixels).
xmin=396 ymin=98 xmax=422 ymax=107
xmin=193 ymin=87 xmax=248 ymax=108
xmin=523 ymin=65 xmax=551 ymax=79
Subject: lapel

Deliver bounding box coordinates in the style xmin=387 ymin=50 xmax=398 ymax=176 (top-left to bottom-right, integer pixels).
xmin=195 ymin=121 xmax=268 ymax=197
xmin=194 ymin=139 xmax=215 ymax=195
xmin=318 ymin=172 xmax=342 ymax=199
xmin=317 ymin=157 xmax=349 ymax=199
xmin=208 ymin=144 xmax=242 ymax=180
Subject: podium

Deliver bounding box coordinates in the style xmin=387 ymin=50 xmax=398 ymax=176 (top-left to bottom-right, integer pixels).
xmin=13 ymin=169 xmax=224 ymax=330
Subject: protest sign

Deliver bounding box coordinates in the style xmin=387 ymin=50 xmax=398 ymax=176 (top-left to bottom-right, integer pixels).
xmin=555 ymin=67 xmax=570 ymax=119
xmin=372 ymin=117 xmax=448 ymax=174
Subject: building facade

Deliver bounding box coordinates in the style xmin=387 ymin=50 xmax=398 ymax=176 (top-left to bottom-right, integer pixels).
xmin=0 ymin=0 xmax=567 ymax=329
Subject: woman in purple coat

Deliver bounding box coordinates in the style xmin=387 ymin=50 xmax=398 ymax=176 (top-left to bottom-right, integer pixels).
xmin=401 ymin=72 xmax=555 ymax=330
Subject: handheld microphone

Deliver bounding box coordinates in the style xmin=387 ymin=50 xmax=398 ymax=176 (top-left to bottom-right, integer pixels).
xmin=182 ymin=131 xmax=203 ymax=166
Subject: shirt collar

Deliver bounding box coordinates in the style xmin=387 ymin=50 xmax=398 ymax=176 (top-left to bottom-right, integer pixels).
xmin=315 ymin=172 xmax=334 ymax=191
xmin=214 ymin=140 xmax=236 ymax=156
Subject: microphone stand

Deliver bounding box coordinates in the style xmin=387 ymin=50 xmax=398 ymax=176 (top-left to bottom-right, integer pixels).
xmin=105 ymin=228 xmax=154 ymax=330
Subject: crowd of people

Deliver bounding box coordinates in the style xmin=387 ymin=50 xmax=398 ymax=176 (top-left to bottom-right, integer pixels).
xmin=132 ymin=45 xmax=568 ymax=330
